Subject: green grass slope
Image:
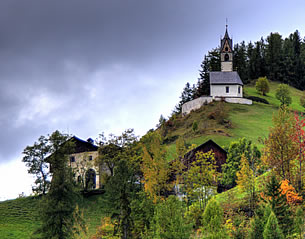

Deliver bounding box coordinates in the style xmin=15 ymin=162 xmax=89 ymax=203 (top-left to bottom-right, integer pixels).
xmin=0 ymin=194 xmax=107 ymax=239
xmin=165 ymin=81 xmax=303 ymax=159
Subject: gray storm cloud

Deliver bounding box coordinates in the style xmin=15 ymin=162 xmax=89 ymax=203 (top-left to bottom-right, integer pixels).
xmin=0 ymin=0 xmax=303 ymax=164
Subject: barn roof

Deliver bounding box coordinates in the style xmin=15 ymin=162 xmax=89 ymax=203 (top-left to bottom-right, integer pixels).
xmin=210 ymin=71 xmax=243 ymax=86
xmin=184 ymin=139 xmax=227 ymax=160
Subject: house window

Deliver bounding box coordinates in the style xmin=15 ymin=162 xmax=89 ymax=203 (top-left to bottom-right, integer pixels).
xmin=226 ymin=86 xmax=229 ymax=93
xmin=89 ymin=156 xmax=93 ymax=161
xmin=238 ymin=86 xmax=241 ymax=94
xmin=70 ymin=156 xmax=75 ymax=163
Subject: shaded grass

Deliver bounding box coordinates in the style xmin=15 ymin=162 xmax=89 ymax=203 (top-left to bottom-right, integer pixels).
xmin=0 ymin=194 xmax=108 ymax=239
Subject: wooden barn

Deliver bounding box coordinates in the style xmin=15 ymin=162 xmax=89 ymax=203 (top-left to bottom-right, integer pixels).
xmin=183 ymin=139 xmax=227 ymax=173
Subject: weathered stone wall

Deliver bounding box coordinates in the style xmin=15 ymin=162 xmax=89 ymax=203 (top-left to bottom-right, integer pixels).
xmin=182 ymin=96 xmax=252 ymax=116
xmin=69 ymin=151 xmax=102 ymax=189
xmin=223 ymin=97 xmax=252 ymax=105
xmin=182 ymin=96 xmax=213 ymax=115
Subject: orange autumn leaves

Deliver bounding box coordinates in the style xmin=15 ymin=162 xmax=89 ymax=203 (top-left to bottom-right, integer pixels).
xmin=261 ymin=179 xmax=302 ymax=205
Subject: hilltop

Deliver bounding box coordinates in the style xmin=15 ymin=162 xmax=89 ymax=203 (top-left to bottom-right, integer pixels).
xmin=164 ymin=81 xmax=304 ymax=159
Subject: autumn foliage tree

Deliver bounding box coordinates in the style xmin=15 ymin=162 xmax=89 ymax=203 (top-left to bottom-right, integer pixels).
xmin=141 ymin=132 xmax=170 ymax=202
xmin=292 ymin=113 xmax=305 ymax=191
xmin=184 ymin=151 xmax=218 ymax=209
xmin=236 ymin=154 xmax=256 ymax=213
xmin=262 ymin=106 xmax=298 ymax=182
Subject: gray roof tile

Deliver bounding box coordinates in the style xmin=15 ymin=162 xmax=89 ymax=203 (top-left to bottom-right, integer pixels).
xmin=210 ymin=71 xmax=243 ymax=85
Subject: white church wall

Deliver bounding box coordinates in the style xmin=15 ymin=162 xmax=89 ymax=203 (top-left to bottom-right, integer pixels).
xmin=210 ymin=85 xmax=242 ymax=98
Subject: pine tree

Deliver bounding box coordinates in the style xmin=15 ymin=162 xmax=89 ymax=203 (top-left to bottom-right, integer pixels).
xmin=105 ymin=159 xmax=139 ymax=239
xmin=201 ymin=198 xmax=228 ymax=239
xmin=34 ymin=131 xmax=86 ymax=239
xmin=175 ymin=82 xmax=194 ymax=113
xmin=249 ymin=204 xmax=267 ymax=239
xmin=263 ymin=175 xmax=293 ymax=236
xmin=294 ymin=206 xmax=305 ymax=239
xmin=263 ymin=211 xmax=284 ymax=239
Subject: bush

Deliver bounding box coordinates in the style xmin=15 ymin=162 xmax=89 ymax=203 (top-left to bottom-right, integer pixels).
xmin=208 ymin=102 xmax=228 ymax=124
xmin=246 ymin=96 xmax=269 ymax=104
xmin=192 ymin=120 xmax=198 ymax=132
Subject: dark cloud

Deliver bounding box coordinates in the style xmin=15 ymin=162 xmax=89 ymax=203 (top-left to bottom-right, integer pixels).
xmin=0 ymin=0 xmax=305 ymax=167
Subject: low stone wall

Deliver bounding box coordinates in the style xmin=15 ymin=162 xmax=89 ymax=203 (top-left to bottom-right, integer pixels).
xmin=223 ymin=97 xmax=252 ymax=105
xmin=182 ymin=96 xmax=213 ymax=115
xmin=182 ymin=97 xmax=252 ymax=116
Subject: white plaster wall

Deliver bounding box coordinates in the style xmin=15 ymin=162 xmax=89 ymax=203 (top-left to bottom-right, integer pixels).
xmin=182 ymin=96 xmax=213 ymax=115
xmin=221 ymin=62 xmax=233 ymax=71
xmin=211 ymin=85 xmax=243 ymax=98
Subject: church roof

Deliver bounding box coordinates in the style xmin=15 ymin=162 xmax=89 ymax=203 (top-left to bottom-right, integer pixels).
xmin=210 ymin=71 xmax=243 ymax=86
xmin=220 ymin=27 xmax=233 ymax=51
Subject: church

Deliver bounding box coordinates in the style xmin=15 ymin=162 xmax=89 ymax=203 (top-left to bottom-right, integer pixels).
xmin=182 ymin=26 xmax=252 ymax=115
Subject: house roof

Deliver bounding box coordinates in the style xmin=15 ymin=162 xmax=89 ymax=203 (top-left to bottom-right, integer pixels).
xmin=184 ymin=139 xmax=227 ymax=160
xmin=210 ymin=71 xmax=243 ymax=86
xmin=70 ymin=136 xmax=98 ymax=153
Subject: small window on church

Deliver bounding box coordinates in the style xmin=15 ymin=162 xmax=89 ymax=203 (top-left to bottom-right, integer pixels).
xmin=89 ymin=156 xmax=93 ymax=161
xmin=225 ymin=47 xmax=228 ymax=51
xmin=70 ymin=156 xmax=75 ymax=163
xmin=225 ymin=53 xmax=229 ymax=61
xmin=238 ymin=86 xmax=241 ymax=94
xmin=226 ymin=86 xmax=229 ymax=93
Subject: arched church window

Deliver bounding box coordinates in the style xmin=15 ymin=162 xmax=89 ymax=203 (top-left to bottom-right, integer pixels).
xmin=225 ymin=47 xmax=228 ymax=52
xmin=225 ymin=53 xmax=229 ymax=61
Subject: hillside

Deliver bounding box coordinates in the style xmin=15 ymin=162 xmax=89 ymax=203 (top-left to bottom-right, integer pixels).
xmin=0 ymin=194 xmax=107 ymax=238
xmin=165 ymin=81 xmax=303 ymax=159
xmin=1 ymin=82 xmax=303 ymax=239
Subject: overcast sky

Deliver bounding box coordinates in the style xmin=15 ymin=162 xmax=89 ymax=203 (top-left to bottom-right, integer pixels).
xmin=1 ymin=0 xmax=305 ymax=200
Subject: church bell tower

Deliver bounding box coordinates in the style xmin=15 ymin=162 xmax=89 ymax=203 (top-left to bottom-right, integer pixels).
xmin=220 ymin=24 xmax=233 ymax=72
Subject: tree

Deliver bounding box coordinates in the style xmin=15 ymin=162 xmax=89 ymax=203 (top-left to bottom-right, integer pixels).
xmin=294 ymin=206 xmax=305 ymax=239
xmin=249 ymin=204 xmax=267 ymax=239
xmin=96 ymin=129 xmax=138 ymax=177
xmin=262 ymin=106 xmax=297 ymax=182
xmin=151 ymin=196 xmax=192 ymax=239
xmin=34 ymin=130 xmax=86 ymax=239
xmin=280 ymin=179 xmax=302 ymax=205
xmin=266 ymin=32 xmax=283 ymax=82
xmin=175 ymin=82 xmax=194 ymax=113
xmin=184 ymin=151 xmax=218 ymax=210
xmin=236 ymin=154 xmax=256 ymax=213
xmin=263 ymin=211 xmax=284 ymax=239
xmin=256 ymin=77 xmax=270 ymax=96
xmin=292 ymin=113 xmax=305 ymax=191
xmin=22 ymin=135 xmax=51 ymax=195
xmin=275 ymin=84 xmax=292 ymax=106
xmin=141 ymin=131 xmax=170 ymax=202
xmin=262 ymin=175 xmax=293 ymax=236
xmin=104 ymin=159 xmax=139 ymax=239
xmin=201 ymin=198 xmax=228 ymax=239
xmin=222 ymin=138 xmax=261 ymax=188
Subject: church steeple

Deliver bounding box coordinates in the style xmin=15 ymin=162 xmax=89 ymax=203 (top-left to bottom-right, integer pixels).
xmin=220 ymin=24 xmax=233 ymax=72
